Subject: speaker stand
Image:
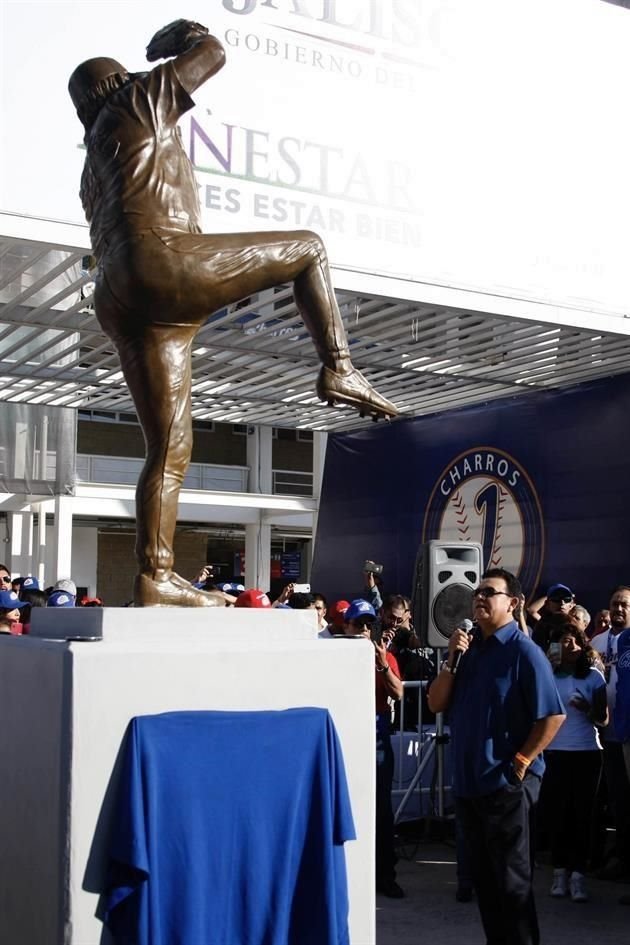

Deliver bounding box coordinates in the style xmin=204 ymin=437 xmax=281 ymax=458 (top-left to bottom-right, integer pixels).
xmin=393 ymin=648 xmax=451 ymax=825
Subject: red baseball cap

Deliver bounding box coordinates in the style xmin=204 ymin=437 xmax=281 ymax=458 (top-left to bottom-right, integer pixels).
xmin=329 ymin=599 xmax=351 ymax=629
xmin=234 ymin=589 xmax=272 ymax=609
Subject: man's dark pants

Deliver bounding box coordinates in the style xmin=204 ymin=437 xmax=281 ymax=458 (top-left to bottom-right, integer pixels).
xmin=375 ymin=723 xmax=397 ymax=886
xmin=456 ymin=773 xmax=541 ymax=945
xmin=602 ymin=739 xmax=630 ymax=865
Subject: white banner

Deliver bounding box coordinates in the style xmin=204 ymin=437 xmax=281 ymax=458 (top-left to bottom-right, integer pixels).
xmin=1 ymin=0 xmax=629 ymax=314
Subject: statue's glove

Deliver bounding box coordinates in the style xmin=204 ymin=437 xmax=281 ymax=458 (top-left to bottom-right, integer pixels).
xmin=146 ymin=19 xmax=209 ymax=62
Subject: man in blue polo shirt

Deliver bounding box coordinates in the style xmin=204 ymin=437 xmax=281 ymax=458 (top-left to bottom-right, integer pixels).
xmin=614 ymin=619 xmax=630 ymax=905
xmin=428 ymin=567 xmax=565 ymax=945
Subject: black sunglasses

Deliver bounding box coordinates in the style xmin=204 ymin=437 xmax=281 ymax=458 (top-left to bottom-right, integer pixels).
xmin=0 ymin=575 xmax=11 ymax=584
xmin=549 ymin=595 xmax=573 ymax=604
xmin=472 ymin=587 xmax=513 ymax=600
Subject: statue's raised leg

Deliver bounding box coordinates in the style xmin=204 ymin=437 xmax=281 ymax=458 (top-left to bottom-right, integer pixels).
xmin=136 ymin=226 xmax=398 ymax=420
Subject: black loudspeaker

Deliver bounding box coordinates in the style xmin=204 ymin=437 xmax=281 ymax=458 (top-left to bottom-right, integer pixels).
xmin=412 ymin=541 xmax=483 ymax=648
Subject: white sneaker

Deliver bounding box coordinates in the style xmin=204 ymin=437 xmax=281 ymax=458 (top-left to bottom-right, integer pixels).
xmin=569 ymin=872 xmax=588 ymax=903
xmin=550 ymin=868 xmax=568 ymax=897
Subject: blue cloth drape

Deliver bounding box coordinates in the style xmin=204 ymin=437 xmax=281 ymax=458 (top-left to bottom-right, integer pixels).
xmin=103 ymin=707 xmax=355 ymax=945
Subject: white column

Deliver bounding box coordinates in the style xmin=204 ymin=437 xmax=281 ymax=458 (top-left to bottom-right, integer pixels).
xmin=53 ymin=495 xmax=73 ymax=581
xmin=244 ymin=519 xmax=271 ymax=592
xmin=12 ymin=421 xmax=29 ymax=479
xmin=302 ymin=539 xmax=313 ymax=584
xmin=311 ymin=432 xmax=328 ymax=552
xmin=36 ymin=503 xmax=47 ymax=587
xmin=247 ymin=425 xmax=273 ymax=495
xmin=9 ymin=511 xmax=34 ymax=578
xmin=38 ymin=414 xmax=49 ymax=480
xmin=71 ymin=527 xmax=99 ymax=597
xmin=245 ymin=425 xmax=273 ymax=590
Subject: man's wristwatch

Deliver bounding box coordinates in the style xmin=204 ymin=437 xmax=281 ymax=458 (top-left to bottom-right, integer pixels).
xmin=376 ymin=663 xmax=390 ymax=673
xmin=440 ymin=659 xmax=455 ymax=675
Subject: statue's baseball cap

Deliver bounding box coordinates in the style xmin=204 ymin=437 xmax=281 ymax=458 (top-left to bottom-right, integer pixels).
xmin=68 ymin=58 xmax=128 ymax=114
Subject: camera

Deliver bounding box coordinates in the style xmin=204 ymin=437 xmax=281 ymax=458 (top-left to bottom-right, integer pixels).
xmin=370 ymin=623 xmax=383 ymax=644
xmin=292 ymin=583 xmax=311 ymax=594
xmin=363 ymin=559 xmax=383 ymax=575
xmin=394 ymin=627 xmax=413 ymax=647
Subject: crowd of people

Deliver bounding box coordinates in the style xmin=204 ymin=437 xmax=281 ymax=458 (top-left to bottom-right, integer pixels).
xmin=3 ymin=557 xmax=630 ymax=937
xmin=201 ymin=567 xmax=630 ymax=927
xmin=0 ymin=564 xmax=104 ymax=635
xmin=524 ymin=583 xmax=630 ymax=905
xmin=423 ymin=571 xmax=630 ymax=945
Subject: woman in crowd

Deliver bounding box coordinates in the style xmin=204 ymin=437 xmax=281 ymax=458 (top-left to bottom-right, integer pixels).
xmin=544 ymin=623 xmax=607 ymax=903
xmin=19 ymin=588 xmax=47 ymax=634
xmin=0 ymin=589 xmax=28 ymax=634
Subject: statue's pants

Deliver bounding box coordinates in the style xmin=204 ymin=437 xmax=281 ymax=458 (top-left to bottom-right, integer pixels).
xmin=93 ymin=227 xmax=347 ymax=573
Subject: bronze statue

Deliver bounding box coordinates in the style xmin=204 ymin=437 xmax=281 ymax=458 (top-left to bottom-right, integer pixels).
xmin=68 ymin=19 xmax=397 ymax=607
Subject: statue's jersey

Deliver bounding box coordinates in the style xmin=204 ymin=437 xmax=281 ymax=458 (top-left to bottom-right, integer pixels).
xmin=82 ymin=62 xmax=201 ymax=259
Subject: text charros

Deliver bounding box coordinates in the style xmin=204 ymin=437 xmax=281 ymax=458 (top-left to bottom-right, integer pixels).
xmin=440 ymin=452 xmax=521 ymax=497
xmin=423 ymin=447 xmax=545 ymax=597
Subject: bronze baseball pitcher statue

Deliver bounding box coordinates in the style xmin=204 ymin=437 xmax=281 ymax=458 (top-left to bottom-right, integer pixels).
xmin=69 ymin=19 xmax=397 ymax=607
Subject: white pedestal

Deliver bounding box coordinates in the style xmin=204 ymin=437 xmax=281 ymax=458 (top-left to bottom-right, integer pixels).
xmin=0 ymin=611 xmax=375 ymax=945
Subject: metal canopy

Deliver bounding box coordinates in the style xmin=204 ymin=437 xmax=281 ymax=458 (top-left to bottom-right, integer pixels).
xmin=1 ymin=234 xmax=628 ymax=433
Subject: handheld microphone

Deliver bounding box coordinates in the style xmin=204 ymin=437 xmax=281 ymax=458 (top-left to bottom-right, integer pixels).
xmin=450 ymin=619 xmax=473 ymax=675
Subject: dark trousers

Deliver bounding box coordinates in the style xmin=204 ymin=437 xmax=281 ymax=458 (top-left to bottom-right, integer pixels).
xmin=542 ymin=750 xmax=602 ymax=873
xmin=456 ymin=773 xmax=541 ymax=945
xmin=375 ymin=726 xmax=397 ymax=884
xmin=602 ymin=739 xmax=630 ymax=865
xmin=455 ymin=813 xmax=474 ymax=886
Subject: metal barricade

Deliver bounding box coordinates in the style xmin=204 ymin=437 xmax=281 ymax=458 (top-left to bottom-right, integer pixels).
xmin=392 ymin=678 xmax=452 ymax=824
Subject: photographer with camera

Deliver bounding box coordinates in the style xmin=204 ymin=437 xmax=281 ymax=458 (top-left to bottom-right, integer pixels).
xmin=362 ymin=560 xmax=384 ymax=612
xmin=380 ymin=595 xmax=436 ymax=730
xmin=344 ymin=599 xmax=404 ymax=899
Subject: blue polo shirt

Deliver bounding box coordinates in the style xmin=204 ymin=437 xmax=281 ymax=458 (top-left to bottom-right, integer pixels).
xmin=449 ymin=620 xmax=564 ymax=798
xmin=614 ymin=628 xmax=630 ymax=742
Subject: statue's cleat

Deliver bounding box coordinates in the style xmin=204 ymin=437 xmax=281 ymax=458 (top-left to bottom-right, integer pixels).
xmin=134 ymin=571 xmax=226 ymax=607
xmin=317 ymin=366 xmax=398 ymax=420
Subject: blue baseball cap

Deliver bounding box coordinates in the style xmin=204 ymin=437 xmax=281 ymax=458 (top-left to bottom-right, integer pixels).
xmin=547 ymin=584 xmax=574 ymax=600
xmin=47 ymin=590 xmax=75 ymax=608
xmin=21 ymin=576 xmax=40 ymax=591
xmin=344 ymin=599 xmax=376 ymax=622
xmin=0 ymin=589 xmax=27 ymax=609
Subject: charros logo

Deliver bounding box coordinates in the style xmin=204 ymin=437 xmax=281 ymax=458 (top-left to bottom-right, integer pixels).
xmin=422 ymin=447 xmax=544 ymax=596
